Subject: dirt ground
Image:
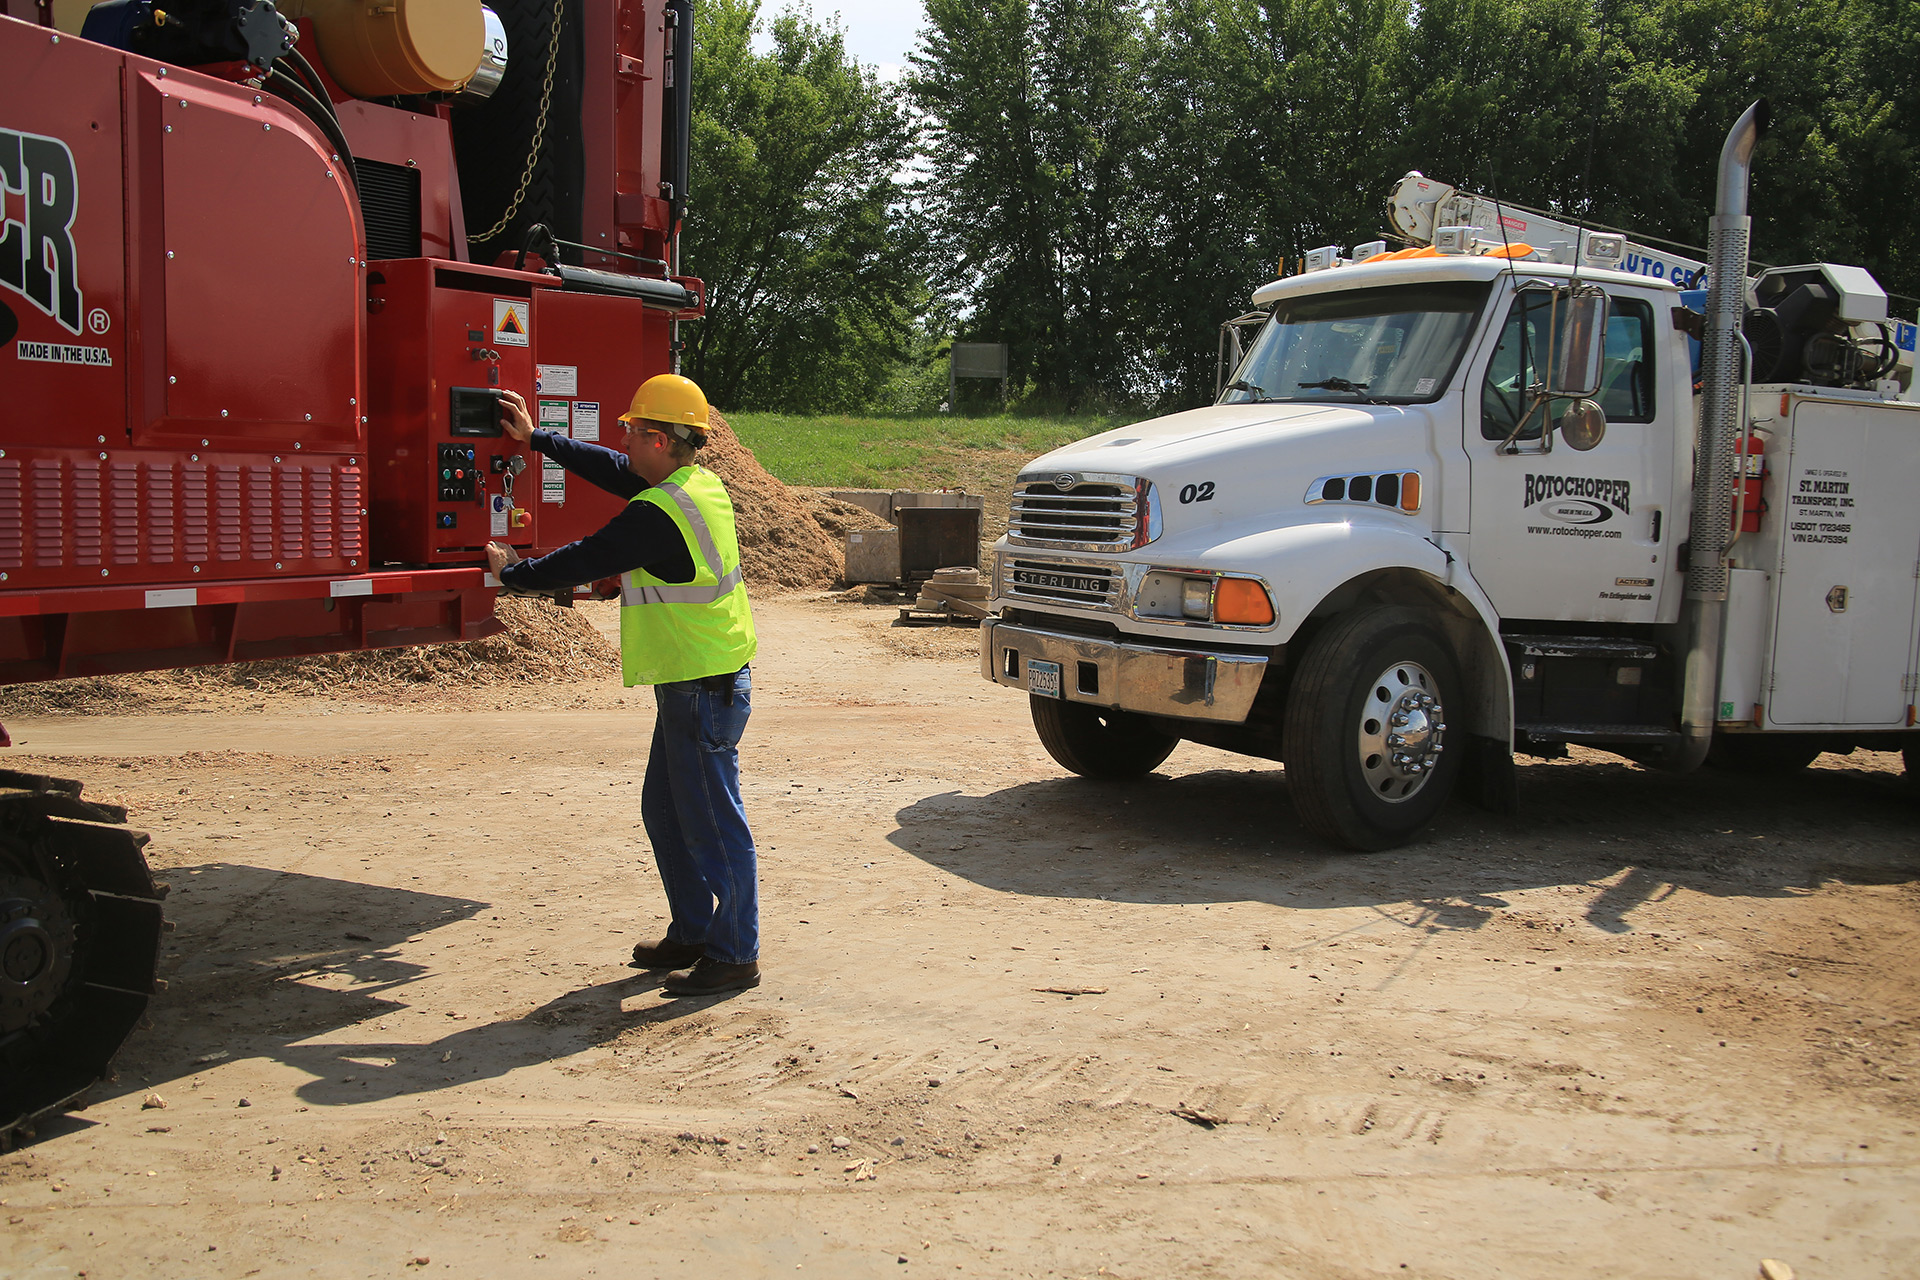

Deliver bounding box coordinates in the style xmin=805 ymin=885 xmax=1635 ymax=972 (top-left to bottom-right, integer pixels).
xmin=1 ymin=594 xmax=1915 ymax=1280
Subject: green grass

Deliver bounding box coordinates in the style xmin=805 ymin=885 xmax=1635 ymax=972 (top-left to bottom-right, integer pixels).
xmin=722 ymin=412 xmax=1125 ymax=490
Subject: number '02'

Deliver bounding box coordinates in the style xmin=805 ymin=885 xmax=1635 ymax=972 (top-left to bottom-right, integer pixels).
xmin=1178 ymin=481 xmax=1216 ymax=504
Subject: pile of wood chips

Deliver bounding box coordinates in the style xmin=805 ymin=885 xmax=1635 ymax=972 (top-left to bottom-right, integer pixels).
xmin=699 ymin=409 xmax=852 ymax=591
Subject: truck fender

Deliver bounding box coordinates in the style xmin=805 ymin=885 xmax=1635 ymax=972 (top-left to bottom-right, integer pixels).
xmin=1214 ymin=521 xmax=1513 ymax=744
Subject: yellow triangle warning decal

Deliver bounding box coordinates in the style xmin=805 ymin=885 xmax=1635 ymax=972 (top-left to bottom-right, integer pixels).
xmin=492 ymin=297 xmax=530 ymax=346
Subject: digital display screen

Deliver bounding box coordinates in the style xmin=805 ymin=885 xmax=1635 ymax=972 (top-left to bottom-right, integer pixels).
xmin=449 ymin=387 xmax=504 ymax=437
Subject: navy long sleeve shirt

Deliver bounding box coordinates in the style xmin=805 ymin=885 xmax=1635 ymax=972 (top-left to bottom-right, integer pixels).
xmin=497 ymin=430 xmax=696 ymax=591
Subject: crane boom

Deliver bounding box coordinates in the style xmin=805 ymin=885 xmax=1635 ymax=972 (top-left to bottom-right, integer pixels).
xmin=1387 ymin=173 xmax=1708 ymax=289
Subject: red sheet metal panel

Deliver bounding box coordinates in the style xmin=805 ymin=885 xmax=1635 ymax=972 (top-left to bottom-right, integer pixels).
xmin=2 ymin=24 xmax=130 ymax=451
xmin=582 ymin=0 xmax=671 ymax=270
xmin=135 ymin=68 xmax=362 ymax=447
xmin=0 ymin=566 xmax=499 ymax=682
xmin=336 ymin=99 xmax=463 ymax=262
xmin=527 ymin=286 xmax=673 ymax=550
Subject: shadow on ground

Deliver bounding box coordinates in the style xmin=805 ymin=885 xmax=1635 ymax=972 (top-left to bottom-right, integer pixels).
xmin=889 ymin=750 xmax=1919 ymax=934
xmin=86 ymin=864 xmax=716 ymax=1113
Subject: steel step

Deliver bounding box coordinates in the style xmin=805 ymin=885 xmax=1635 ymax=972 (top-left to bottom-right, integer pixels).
xmin=1503 ymin=635 xmax=1661 ymax=660
xmin=1517 ymin=723 xmax=1680 ymax=746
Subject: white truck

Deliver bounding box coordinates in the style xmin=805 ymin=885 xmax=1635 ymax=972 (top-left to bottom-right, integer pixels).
xmin=979 ymin=102 xmax=1920 ymax=849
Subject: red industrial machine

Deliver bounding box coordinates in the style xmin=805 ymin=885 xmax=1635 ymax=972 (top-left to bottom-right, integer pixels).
xmin=0 ymin=0 xmax=701 ymax=1143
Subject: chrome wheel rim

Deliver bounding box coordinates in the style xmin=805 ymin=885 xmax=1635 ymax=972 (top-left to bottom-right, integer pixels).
xmin=1356 ymin=660 xmax=1446 ymax=802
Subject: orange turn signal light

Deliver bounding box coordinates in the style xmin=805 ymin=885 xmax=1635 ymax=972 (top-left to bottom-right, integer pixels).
xmin=1398 ymin=471 xmax=1421 ymax=512
xmin=1215 ymin=577 xmax=1275 ymax=626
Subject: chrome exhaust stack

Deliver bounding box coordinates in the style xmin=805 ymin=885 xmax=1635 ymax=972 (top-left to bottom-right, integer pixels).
xmin=1669 ymin=99 xmax=1770 ymax=772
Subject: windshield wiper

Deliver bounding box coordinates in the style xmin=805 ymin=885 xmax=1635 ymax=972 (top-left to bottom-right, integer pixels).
xmin=1297 ymin=377 xmax=1370 ymax=392
xmin=1224 ymin=378 xmax=1267 ymax=397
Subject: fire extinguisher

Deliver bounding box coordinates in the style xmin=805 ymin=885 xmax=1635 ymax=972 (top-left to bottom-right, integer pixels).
xmin=1732 ymin=432 xmax=1768 ymax=533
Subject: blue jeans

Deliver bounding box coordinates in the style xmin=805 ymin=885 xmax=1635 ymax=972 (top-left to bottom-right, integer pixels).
xmin=642 ymin=666 xmax=758 ymax=965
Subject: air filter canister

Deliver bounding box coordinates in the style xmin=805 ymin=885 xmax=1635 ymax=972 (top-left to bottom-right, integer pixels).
xmin=283 ymin=0 xmax=485 ymax=97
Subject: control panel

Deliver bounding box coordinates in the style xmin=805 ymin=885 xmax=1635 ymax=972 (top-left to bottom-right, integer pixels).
xmin=438 ymin=443 xmax=479 ymax=501
xmin=364 ymin=260 xmax=550 ymax=564
xmin=364 ymin=259 xmax=666 ymax=567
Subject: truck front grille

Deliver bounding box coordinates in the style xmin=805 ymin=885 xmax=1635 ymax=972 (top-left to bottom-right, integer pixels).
xmin=1009 ymin=478 xmax=1140 ymax=550
xmin=1000 ymin=557 xmax=1121 ymax=610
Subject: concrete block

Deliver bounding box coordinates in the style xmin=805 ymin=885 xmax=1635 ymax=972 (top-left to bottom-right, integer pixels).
xmin=843 ymin=527 xmax=902 ymax=584
xmin=891 ymin=489 xmax=984 ymax=513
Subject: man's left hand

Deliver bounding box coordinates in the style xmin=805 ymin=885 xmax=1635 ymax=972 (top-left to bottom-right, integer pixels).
xmin=486 ymin=541 xmax=522 ymax=579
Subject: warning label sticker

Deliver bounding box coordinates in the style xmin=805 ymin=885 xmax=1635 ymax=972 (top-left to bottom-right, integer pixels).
xmin=572 ymin=401 xmax=601 ymax=442
xmin=538 ymin=399 xmax=570 ymax=430
xmin=16 ymin=340 xmax=113 ymax=366
xmin=535 ymin=364 xmax=577 ymax=396
xmin=492 ymin=298 xmax=529 ymax=347
xmin=542 ymin=456 xmax=565 ymax=503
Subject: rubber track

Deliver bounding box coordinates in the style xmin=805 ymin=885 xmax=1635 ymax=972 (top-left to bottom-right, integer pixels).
xmin=0 ymin=772 xmax=165 ymax=1150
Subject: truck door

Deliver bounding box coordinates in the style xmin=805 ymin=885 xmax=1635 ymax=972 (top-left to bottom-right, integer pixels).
xmin=1764 ymin=397 xmax=1920 ymax=727
xmin=1465 ymin=283 xmax=1675 ymax=622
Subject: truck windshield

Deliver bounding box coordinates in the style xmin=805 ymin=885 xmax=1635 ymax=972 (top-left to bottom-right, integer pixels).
xmin=1220 ymin=281 xmax=1491 ymax=405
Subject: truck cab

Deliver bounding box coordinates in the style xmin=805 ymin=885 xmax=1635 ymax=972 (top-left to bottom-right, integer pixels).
xmin=981 ymin=251 xmax=1920 ymax=849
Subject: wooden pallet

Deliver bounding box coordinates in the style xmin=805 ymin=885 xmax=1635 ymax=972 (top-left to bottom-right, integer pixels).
xmin=895 ymin=588 xmax=988 ymax=627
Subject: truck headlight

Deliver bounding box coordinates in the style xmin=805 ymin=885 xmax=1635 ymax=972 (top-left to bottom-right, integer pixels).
xmin=1181 ymin=578 xmax=1211 ymax=618
xmin=1136 ymin=572 xmax=1275 ymax=627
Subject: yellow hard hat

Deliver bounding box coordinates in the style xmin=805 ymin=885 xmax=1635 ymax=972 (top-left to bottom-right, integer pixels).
xmin=620 ymin=373 xmax=709 ymax=442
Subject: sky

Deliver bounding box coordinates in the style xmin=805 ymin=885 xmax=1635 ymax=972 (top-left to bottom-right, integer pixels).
xmin=752 ymin=0 xmax=927 ymax=80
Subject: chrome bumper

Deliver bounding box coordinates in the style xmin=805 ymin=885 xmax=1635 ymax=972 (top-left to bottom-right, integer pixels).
xmin=980 ymin=618 xmax=1267 ymax=723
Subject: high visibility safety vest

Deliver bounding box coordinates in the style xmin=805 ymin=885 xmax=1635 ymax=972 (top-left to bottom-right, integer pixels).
xmin=618 ymin=465 xmax=757 ymax=686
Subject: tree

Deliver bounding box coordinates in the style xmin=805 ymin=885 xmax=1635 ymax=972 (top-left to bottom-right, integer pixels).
xmin=1132 ymin=0 xmax=1413 ymax=404
xmin=680 ymin=0 xmax=924 ymax=412
xmin=910 ymin=0 xmax=1153 ymax=409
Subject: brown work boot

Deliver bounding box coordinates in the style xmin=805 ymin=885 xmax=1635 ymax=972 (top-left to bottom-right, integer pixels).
xmin=629 ymin=937 xmax=705 ymax=970
xmin=662 ymin=957 xmax=761 ymax=997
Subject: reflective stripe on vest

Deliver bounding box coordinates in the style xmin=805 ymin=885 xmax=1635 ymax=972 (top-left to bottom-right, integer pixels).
xmin=618 ymin=479 xmax=739 ymax=606
xmin=620 ymin=564 xmax=745 ymax=605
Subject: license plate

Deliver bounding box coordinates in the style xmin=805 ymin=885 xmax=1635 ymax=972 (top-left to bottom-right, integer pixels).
xmin=1026 ymin=658 xmax=1063 ymax=699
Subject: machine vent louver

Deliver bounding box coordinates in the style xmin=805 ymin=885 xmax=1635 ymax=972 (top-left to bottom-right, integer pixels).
xmin=355 ymin=158 xmax=423 ymax=262
xmin=0 ymin=460 xmax=21 ymax=570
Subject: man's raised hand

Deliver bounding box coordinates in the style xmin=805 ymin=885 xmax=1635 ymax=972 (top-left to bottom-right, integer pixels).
xmin=497 ymin=389 xmax=535 ymax=443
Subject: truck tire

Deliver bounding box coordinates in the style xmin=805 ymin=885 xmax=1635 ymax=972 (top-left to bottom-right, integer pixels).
xmin=1707 ymin=733 xmax=1823 ymax=773
xmin=1030 ymin=697 xmax=1178 ymax=778
xmin=1281 ymin=606 xmax=1461 ymax=851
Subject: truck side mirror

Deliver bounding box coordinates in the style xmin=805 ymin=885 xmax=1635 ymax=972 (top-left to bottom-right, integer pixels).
xmin=1547 ymin=291 xmax=1609 ymax=398
xmin=1558 ymin=399 xmax=1607 ymax=450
